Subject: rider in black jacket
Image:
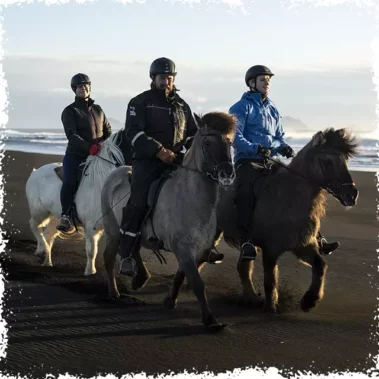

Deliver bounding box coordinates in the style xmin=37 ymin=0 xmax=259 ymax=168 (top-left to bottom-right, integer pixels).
xmin=56 ymin=73 xmax=112 ymax=233
xmin=119 ymin=57 xmax=197 ymax=276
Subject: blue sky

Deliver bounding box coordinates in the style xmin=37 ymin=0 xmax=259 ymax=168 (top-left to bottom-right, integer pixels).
xmin=2 ymin=0 xmax=378 ymax=135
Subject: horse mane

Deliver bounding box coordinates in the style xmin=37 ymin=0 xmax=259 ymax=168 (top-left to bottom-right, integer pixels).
xmin=322 ymin=128 xmax=359 ymax=158
xmin=197 ymin=112 xmax=237 ymax=135
xmin=79 ymin=132 xmax=125 ymax=189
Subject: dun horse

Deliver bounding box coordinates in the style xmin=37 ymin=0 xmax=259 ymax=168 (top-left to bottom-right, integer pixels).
xmin=101 ymin=112 xmax=236 ymax=331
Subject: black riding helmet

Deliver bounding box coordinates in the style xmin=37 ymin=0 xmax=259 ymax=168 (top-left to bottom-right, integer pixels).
xmin=245 ymin=65 xmax=274 ymax=87
xmin=149 ymin=58 xmax=177 ymax=79
xmin=71 ymin=73 xmax=91 ymax=93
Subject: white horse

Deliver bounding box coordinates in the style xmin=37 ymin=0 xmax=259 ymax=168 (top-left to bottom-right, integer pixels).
xmin=25 ymin=131 xmax=125 ymax=276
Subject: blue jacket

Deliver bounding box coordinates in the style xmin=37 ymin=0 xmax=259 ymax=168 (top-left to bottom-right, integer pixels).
xmin=229 ymin=91 xmax=289 ymax=162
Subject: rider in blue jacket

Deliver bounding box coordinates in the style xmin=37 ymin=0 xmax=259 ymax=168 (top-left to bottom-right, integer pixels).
xmin=230 ymin=65 xmax=339 ymax=260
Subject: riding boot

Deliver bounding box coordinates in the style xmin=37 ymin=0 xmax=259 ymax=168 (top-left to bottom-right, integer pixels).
xmin=317 ymin=231 xmax=340 ymax=255
xmin=119 ymin=204 xmax=148 ymax=277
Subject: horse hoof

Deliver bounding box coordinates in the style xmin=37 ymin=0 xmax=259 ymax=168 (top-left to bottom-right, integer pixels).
xmin=300 ymin=291 xmax=319 ymax=312
xmin=164 ymin=296 xmax=177 ymax=309
xmin=84 ymin=269 xmax=96 ymax=276
xmin=42 ymin=261 xmax=53 ymax=267
xmin=101 ymin=294 xmax=120 ymax=303
xmin=205 ymin=322 xmax=227 ymax=333
xmin=262 ymin=303 xmax=278 ymax=313
xmin=131 ymin=271 xmax=151 ymax=291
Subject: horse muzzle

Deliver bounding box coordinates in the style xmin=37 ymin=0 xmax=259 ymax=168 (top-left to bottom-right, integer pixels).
xmin=216 ymin=162 xmax=235 ymax=187
xmin=327 ymin=182 xmax=359 ymax=207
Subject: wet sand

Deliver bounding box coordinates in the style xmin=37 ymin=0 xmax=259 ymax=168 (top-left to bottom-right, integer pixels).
xmin=1 ymin=150 xmax=378 ymax=377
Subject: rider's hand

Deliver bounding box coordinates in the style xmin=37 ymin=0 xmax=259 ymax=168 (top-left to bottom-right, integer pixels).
xmin=257 ymin=144 xmax=271 ymax=158
xmin=89 ymin=144 xmax=101 ymax=156
xmin=156 ymin=148 xmax=176 ymax=163
xmin=280 ymin=145 xmax=295 ymax=158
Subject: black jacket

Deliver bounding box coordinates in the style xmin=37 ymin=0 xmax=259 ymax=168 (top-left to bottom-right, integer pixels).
xmin=124 ymin=88 xmax=197 ymax=160
xmin=61 ymin=97 xmax=112 ymax=157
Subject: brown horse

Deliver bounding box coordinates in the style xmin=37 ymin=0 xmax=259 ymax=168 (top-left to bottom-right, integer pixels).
xmin=166 ymin=128 xmax=359 ymax=315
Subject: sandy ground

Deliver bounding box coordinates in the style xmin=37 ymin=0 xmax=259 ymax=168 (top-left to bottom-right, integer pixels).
xmin=0 ymin=151 xmax=378 ymax=378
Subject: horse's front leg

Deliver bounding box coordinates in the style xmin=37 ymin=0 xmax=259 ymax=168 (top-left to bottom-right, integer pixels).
xmin=293 ymin=243 xmax=327 ymax=312
xmin=179 ymin=255 xmax=225 ymax=331
xmin=237 ymin=259 xmax=263 ymax=307
xmin=164 ymin=252 xmax=208 ymax=309
xmin=262 ymin=253 xmax=279 ymax=313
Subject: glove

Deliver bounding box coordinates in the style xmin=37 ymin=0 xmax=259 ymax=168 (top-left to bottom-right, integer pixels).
xmin=89 ymin=144 xmax=101 ymax=156
xmin=280 ymin=145 xmax=295 ymax=158
xmin=156 ymin=148 xmax=176 ymax=163
xmin=257 ymin=144 xmax=271 ymax=158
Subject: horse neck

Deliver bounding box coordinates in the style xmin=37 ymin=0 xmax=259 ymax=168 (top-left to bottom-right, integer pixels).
xmin=182 ymin=137 xmax=204 ymax=172
xmin=173 ymin=167 xmax=219 ymax=209
xmin=281 ymin=155 xmax=327 ymax=222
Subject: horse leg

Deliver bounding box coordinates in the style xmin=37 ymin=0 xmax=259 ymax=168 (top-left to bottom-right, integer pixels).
xmin=164 ymin=254 xmax=207 ymax=309
xmin=237 ymin=259 xmax=263 ymax=307
xmin=41 ymin=218 xmax=60 ymax=267
xmin=103 ymin=238 xmax=120 ymax=299
xmin=262 ymin=253 xmax=279 ymax=313
xmin=180 ymin=256 xmax=224 ymax=331
xmin=84 ymin=229 xmax=102 ymax=276
xmin=293 ymin=243 xmax=327 ymax=312
xmin=29 ymin=215 xmax=51 ymax=261
xmin=131 ymin=251 xmax=151 ymax=291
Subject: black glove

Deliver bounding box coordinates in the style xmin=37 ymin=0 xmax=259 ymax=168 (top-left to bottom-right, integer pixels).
xmin=257 ymin=144 xmax=271 ymax=158
xmin=280 ymin=145 xmax=295 ymax=158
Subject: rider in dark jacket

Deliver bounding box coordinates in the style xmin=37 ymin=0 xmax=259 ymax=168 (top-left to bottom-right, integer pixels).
xmin=119 ymin=57 xmax=197 ymax=276
xmin=56 ymin=73 xmax=112 ymax=233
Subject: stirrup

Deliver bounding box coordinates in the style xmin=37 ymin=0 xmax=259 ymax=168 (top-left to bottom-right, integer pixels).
xmin=119 ymin=257 xmax=137 ymax=277
xmin=240 ymin=242 xmax=257 ymax=261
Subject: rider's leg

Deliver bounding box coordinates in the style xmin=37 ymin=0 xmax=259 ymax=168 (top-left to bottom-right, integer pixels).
xmin=119 ymin=160 xmax=167 ymax=276
xmin=57 ymin=154 xmax=85 ymax=233
xmin=235 ymin=161 xmax=263 ymax=261
xmin=317 ymin=231 xmax=340 ymax=255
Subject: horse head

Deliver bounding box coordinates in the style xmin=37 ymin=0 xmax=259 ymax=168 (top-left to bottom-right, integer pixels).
xmin=183 ymin=112 xmax=236 ymax=186
xmin=306 ymin=128 xmax=359 ymax=207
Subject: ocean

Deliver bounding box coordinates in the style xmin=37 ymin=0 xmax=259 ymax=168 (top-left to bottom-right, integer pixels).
xmin=1 ymin=128 xmax=379 ymax=172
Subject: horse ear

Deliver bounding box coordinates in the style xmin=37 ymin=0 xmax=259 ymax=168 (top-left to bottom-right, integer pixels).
xmin=312 ymin=131 xmax=326 ymax=147
xmin=193 ymin=113 xmax=203 ymax=129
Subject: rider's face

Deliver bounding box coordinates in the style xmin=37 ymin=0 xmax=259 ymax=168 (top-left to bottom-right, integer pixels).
xmin=75 ymin=83 xmax=90 ymax=99
xmin=154 ymin=74 xmax=175 ymax=93
xmin=251 ymin=75 xmax=271 ymax=96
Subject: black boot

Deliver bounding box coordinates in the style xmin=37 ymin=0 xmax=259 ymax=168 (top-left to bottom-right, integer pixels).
xmin=317 ymin=232 xmax=340 ymax=255
xmin=119 ymin=204 xmax=147 ymax=277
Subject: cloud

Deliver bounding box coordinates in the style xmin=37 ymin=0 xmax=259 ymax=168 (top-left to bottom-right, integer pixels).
xmin=3 ymin=54 xmax=376 ymax=134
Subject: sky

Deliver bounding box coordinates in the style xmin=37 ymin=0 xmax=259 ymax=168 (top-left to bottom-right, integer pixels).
xmin=1 ymin=0 xmax=378 ymax=137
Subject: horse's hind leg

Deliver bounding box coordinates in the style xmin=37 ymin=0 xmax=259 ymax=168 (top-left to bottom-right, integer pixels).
xmin=262 ymin=253 xmax=280 ymax=313
xmin=29 ymin=215 xmax=51 ymax=260
xmin=237 ymin=260 xmax=263 ymax=307
xmin=179 ymin=256 xmax=224 ymax=331
xmin=103 ymin=237 xmax=121 ymax=299
xmin=41 ymin=218 xmax=60 ymax=267
xmin=84 ymin=229 xmax=102 ymax=276
xmin=131 ymin=251 xmax=151 ymax=291
xmin=293 ymin=243 xmax=327 ymax=312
